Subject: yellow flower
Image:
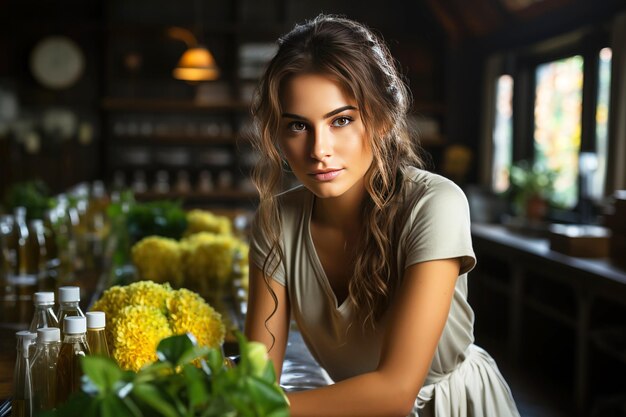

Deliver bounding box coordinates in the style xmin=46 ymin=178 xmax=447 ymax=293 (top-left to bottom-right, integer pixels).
xmin=90 ymin=281 xmax=226 ymax=371
xmin=131 ymin=236 xmax=183 ymax=286
xmin=90 ymin=285 xmax=129 ymax=344
xmin=181 ymin=233 xmax=238 ymax=290
xmin=185 ymin=209 xmax=232 ymax=236
xmin=124 ymin=280 xmax=173 ymax=313
xmin=111 ymin=305 xmax=173 ymax=371
xmin=167 ymin=288 xmax=225 ymax=349
xmin=90 ymin=285 xmax=128 ymax=318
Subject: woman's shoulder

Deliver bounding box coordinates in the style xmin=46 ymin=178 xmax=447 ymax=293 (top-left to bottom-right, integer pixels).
xmin=404 ymin=167 xmax=466 ymax=201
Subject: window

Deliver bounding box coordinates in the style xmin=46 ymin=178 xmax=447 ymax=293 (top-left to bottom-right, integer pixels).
xmin=533 ymin=55 xmax=583 ymax=209
xmin=492 ymin=75 xmax=514 ymax=194
xmin=593 ymin=47 xmax=612 ymax=201
xmin=485 ymin=27 xmax=615 ymax=219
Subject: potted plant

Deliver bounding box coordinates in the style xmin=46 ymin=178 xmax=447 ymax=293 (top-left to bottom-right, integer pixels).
xmin=44 ymin=333 xmax=289 ymax=417
xmin=507 ymin=159 xmax=558 ymax=222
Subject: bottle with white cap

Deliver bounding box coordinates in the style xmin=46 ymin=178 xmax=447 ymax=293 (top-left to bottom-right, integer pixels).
xmin=86 ymin=311 xmax=110 ymax=358
xmin=30 ymin=327 xmax=61 ymax=413
xmin=29 ymin=292 xmax=59 ymax=332
xmin=56 ymin=286 xmax=84 ymax=334
xmin=12 ymin=330 xmax=37 ymax=417
xmin=56 ymin=316 xmax=90 ymax=404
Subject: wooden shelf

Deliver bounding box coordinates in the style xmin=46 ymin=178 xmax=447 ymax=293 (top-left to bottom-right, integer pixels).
xmin=102 ymin=97 xmax=251 ymax=113
xmin=112 ymin=134 xmax=241 ymax=145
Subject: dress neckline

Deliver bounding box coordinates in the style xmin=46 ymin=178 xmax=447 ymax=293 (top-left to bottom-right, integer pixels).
xmin=304 ymin=193 xmax=351 ymax=313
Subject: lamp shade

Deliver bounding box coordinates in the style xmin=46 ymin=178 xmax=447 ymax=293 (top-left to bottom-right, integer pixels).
xmin=173 ymin=46 xmax=220 ymax=81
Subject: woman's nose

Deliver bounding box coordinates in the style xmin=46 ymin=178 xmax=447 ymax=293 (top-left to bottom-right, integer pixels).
xmin=310 ymin=128 xmax=332 ymax=160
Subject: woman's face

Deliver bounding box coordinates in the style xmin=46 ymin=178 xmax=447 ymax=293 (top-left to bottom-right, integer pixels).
xmin=278 ymin=73 xmax=373 ymax=200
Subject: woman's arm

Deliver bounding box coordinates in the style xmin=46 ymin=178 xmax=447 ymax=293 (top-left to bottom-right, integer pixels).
xmin=244 ymin=263 xmax=291 ymax=380
xmin=287 ymin=257 xmax=461 ymax=417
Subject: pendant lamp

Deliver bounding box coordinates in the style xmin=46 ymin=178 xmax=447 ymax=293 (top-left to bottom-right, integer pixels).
xmin=168 ymin=27 xmax=220 ymax=82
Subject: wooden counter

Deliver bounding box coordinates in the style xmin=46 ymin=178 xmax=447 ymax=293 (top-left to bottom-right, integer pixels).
xmin=471 ymin=223 xmax=626 ymax=416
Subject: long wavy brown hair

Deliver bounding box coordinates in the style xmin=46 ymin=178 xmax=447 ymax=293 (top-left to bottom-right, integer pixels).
xmin=250 ymin=14 xmax=425 ymax=330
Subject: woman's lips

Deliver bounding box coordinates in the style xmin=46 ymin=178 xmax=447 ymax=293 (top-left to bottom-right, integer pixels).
xmin=309 ymin=169 xmax=343 ymax=181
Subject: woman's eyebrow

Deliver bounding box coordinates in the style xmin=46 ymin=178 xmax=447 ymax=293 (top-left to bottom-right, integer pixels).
xmin=281 ymin=105 xmax=358 ymax=121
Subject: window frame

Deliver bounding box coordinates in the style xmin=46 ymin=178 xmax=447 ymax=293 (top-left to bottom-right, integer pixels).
xmin=482 ymin=22 xmax=615 ymax=223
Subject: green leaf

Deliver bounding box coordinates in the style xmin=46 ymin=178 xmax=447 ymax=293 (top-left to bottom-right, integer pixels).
xmin=132 ymin=383 xmax=182 ymax=417
xmin=135 ymin=361 xmax=173 ymax=382
xmin=260 ymin=360 xmax=277 ymax=384
xmin=177 ymin=345 xmax=211 ymax=367
xmin=81 ymin=355 xmax=124 ymax=394
xmin=241 ymin=341 xmax=270 ymax=378
xmin=244 ymin=376 xmax=290 ymax=416
xmin=206 ymin=348 xmax=224 ymax=375
xmin=101 ymin=395 xmax=136 ymax=417
xmin=156 ymin=334 xmax=196 ymax=364
xmin=266 ymin=409 xmax=291 ymax=417
xmin=182 ymin=364 xmax=210 ymax=408
xmin=45 ymin=391 xmax=96 ymax=417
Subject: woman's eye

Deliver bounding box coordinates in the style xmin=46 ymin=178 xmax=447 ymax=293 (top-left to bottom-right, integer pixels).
xmin=288 ymin=122 xmax=307 ymax=132
xmin=332 ymin=117 xmax=352 ymax=127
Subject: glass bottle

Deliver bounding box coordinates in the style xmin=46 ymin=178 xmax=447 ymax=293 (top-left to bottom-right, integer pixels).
xmin=14 ymin=207 xmax=37 ymax=282
xmin=13 ymin=208 xmax=37 ymax=326
xmin=29 ymin=292 xmax=59 ymax=332
xmin=31 ymin=327 xmax=61 ymax=413
xmin=86 ymin=311 xmax=110 ymax=357
xmin=27 ymin=220 xmax=48 ymax=287
xmin=87 ymin=181 xmax=110 ymax=269
xmin=12 ymin=330 xmax=37 ymax=417
xmin=0 ymin=214 xmax=16 ymax=299
xmin=56 ymin=286 xmax=84 ymax=334
xmin=42 ymin=209 xmax=59 ymax=268
xmin=52 ymin=196 xmax=78 ymax=285
xmin=56 ymin=316 xmax=90 ymax=404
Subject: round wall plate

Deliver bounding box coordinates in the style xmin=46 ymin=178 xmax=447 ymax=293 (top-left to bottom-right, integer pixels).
xmin=30 ymin=36 xmax=85 ymax=90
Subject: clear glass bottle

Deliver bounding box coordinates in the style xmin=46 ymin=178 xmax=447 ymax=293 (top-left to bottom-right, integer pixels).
xmin=87 ymin=180 xmax=110 ymax=268
xmin=86 ymin=311 xmax=110 ymax=357
xmin=28 ymin=219 xmax=52 ymax=290
xmin=29 ymin=292 xmax=59 ymax=332
xmin=56 ymin=286 xmax=84 ymax=334
xmin=56 ymin=316 xmax=90 ymax=404
xmin=31 ymin=327 xmax=61 ymax=413
xmin=0 ymin=214 xmax=16 ymax=300
xmin=14 ymin=207 xmax=37 ymax=281
xmin=12 ymin=330 xmax=37 ymax=417
xmin=52 ymin=196 xmax=78 ymax=285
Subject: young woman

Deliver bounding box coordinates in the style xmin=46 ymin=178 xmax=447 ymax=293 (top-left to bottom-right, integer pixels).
xmin=244 ymin=14 xmax=521 ymax=417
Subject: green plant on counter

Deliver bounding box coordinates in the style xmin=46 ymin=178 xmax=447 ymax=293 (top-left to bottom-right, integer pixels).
xmin=126 ymin=199 xmax=188 ymax=243
xmin=507 ymin=160 xmax=559 ymax=216
xmin=43 ymin=333 xmax=289 ymax=417
xmin=3 ymin=179 xmax=53 ymax=219
xmin=105 ymin=194 xmax=187 ymax=273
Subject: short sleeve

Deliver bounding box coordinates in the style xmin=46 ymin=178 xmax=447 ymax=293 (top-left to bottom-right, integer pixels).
xmin=249 ymin=210 xmax=286 ymax=286
xmin=403 ymin=179 xmax=476 ymax=276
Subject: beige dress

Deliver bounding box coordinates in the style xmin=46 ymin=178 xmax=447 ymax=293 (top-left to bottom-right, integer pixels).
xmin=250 ymin=167 xmax=521 ymax=417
